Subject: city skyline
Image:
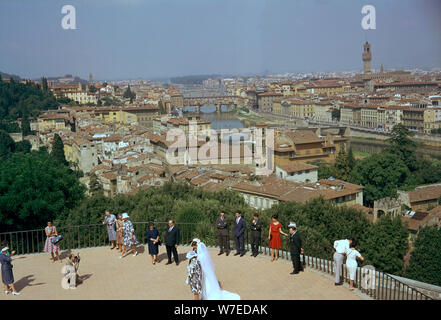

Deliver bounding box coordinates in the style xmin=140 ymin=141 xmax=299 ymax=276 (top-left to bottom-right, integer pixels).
xmin=1 ymin=0 xmax=440 ymax=80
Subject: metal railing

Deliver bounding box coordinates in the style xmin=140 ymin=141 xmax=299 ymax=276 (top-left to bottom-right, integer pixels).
xmin=0 ymin=222 xmax=434 ymax=300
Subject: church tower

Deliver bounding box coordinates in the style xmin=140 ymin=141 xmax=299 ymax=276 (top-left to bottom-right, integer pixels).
xmin=362 ymin=41 xmax=372 ymax=74
xmin=89 ymin=73 xmax=93 ymax=86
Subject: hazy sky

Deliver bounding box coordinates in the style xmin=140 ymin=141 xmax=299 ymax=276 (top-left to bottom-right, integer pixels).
xmin=1 ymin=0 xmax=440 ymax=80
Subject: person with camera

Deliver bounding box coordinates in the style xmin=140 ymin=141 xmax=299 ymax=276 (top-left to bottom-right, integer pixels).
xmin=0 ymin=245 xmax=21 ymax=295
xmin=44 ymin=221 xmax=62 ymax=263
xmin=63 ymin=253 xmax=81 ymax=290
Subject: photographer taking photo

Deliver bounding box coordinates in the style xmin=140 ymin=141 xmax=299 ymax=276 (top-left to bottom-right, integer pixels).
xmin=62 ymin=253 xmax=81 ymax=290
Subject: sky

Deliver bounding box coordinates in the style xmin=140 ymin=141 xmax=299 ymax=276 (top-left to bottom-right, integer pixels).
xmin=0 ymin=0 xmax=440 ymax=80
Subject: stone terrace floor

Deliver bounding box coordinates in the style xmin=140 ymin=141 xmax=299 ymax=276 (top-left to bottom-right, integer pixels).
xmin=0 ymin=246 xmax=365 ymax=300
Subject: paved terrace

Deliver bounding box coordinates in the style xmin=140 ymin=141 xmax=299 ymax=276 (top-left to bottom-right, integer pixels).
xmin=0 ymin=246 xmax=364 ymax=300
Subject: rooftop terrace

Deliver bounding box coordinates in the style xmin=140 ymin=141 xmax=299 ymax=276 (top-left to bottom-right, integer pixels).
xmin=1 ymin=246 xmax=363 ymax=300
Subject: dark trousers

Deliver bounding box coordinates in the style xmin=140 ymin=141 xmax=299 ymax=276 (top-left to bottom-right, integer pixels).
xmin=166 ymin=245 xmax=179 ymax=263
xmin=251 ymin=232 xmax=261 ymax=256
xmin=218 ymin=233 xmax=230 ymax=253
xmin=235 ymin=235 xmax=245 ymax=254
xmin=292 ymin=253 xmax=301 ymax=273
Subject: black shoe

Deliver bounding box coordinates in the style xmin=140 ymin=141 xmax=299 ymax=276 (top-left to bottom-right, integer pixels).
xmin=175 ymin=262 xmax=179 ymax=266
xmin=166 ymin=261 xmax=172 ymax=265
xmin=234 ymin=252 xmax=240 ymax=256
xmin=334 ymin=282 xmax=343 ymax=286
xmin=240 ymin=253 xmax=245 ymax=257
xmin=250 ymin=253 xmax=254 ymax=257
xmin=290 ymin=271 xmax=299 ymax=275
xmin=218 ymin=252 xmax=224 ymax=256
xmin=226 ymin=251 xmax=230 ymax=256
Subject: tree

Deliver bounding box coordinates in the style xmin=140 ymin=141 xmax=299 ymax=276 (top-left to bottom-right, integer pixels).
xmin=21 ymin=117 xmax=31 ymax=136
xmin=413 ymin=158 xmax=441 ymax=185
xmin=15 ymin=140 xmax=31 ymax=153
xmin=331 ymin=109 xmax=340 ymax=121
xmin=0 ymin=130 xmax=15 ymax=158
xmin=123 ymin=85 xmax=136 ymax=103
xmin=333 ymin=147 xmax=351 ymax=181
xmin=89 ymin=173 xmax=103 ymax=196
xmin=347 ymin=147 xmax=356 ymax=170
xmin=51 ymin=133 xmax=67 ymax=166
xmin=314 ymin=161 xmax=334 ymax=180
xmin=405 ymin=226 xmax=441 ymax=286
xmin=350 ymin=153 xmax=411 ymax=206
xmin=41 ymin=77 xmax=48 ymax=92
xmin=362 ymin=215 xmax=409 ymax=275
xmin=158 ymin=101 xmax=166 ymax=114
xmin=89 ymin=85 xmax=98 ymax=93
xmin=0 ymin=150 xmax=85 ymax=231
xmin=386 ymin=124 xmax=418 ymax=172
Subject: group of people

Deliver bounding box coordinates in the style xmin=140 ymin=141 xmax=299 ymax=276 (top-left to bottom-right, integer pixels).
xmin=103 ymin=210 xmax=181 ymax=266
xmin=0 ymin=208 xmax=364 ymax=297
xmin=216 ymin=211 xmax=304 ymax=275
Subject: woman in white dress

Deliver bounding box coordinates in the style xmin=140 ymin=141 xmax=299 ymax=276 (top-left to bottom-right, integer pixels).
xmin=187 ymin=238 xmax=240 ymax=300
xmin=346 ymin=242 xmax=364 ymax=290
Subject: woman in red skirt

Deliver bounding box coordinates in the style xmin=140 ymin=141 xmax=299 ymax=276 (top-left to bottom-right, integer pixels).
xmin=268 ymin=215 xmax=288 ymax=261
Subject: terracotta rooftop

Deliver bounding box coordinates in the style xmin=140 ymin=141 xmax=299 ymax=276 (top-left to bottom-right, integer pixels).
xmin=407 ymin=185 xmax=441 ymax=203
xmin=277 ymin=162 xmax=318 ymax=173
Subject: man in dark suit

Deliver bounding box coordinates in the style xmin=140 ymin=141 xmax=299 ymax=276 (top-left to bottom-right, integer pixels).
xmin=165 ymin=219 xmax=180 ymax=265
xmin=250 ymin=213 xmax=262 ymax=257
xmin=233 ymin=210 xmax=246 ymax=257
xmin=288 ymin=222 xmax=303 ymax=275
xmin=216 ymin=211 xmax=230 ymax=256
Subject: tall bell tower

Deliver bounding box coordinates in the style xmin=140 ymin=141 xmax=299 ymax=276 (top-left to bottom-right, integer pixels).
xmin=362 ymin=41 xmax=372 ymax=74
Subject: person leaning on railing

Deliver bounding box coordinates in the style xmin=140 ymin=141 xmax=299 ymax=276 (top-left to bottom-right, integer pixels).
xmin=346 ymin=241 xmax=364 ymax=291
xmin=333 ymin=237 xmax=353 ymax=286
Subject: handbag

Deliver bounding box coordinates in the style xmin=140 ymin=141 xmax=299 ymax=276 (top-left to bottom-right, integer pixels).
xmin=51 ymin=235 xmax=63 ymax=244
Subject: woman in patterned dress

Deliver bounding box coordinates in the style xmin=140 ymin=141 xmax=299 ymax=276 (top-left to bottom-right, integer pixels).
xmin=44 ymin=221 xmax=62 ymax=263
xmin=120 ymin=213 xmax=138 ymax=258
xmin=116 ymin=214 xmax=124 ymax=253
xmin=186 ymin=240 xmax=202 ymax=300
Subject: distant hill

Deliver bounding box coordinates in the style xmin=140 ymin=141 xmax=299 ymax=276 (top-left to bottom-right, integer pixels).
xmin=0 ymin=71 xmax=21 ymax=81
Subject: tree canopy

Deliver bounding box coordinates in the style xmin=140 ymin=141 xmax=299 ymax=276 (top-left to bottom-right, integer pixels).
xmin=405 ymin=226 xmax=441 ymax=286
xmin=350 ymin=152 xmax=411 ymax=206
xmin=0 ymin=150 xmax=86 ymax=231
xmin=51 ymin=133 xmax=67 ymax=165
xmin=0 ymin=78 xmax=59 ymax=121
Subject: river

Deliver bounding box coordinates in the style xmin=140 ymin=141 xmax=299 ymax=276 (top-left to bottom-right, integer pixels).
xmin=182 ymin=108 xmax=441 ymax=160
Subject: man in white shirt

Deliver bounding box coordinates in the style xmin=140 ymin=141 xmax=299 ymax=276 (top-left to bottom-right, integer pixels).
xmin=333 ymin=238 xmax=353 ymax=285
